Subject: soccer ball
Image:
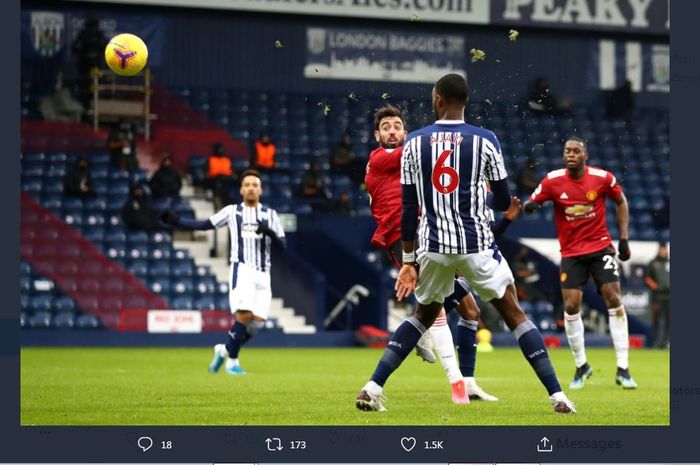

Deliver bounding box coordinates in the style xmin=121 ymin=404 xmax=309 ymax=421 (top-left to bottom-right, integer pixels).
xmin=104 ymin=33 xmax=148 ymax=76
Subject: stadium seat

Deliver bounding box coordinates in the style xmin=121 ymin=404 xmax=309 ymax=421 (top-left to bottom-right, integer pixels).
xmin=216 ymin=295 xmax=229 ymax=310
xmin=149 ymin=277 xmax=171 ymax=295
xmin=171 ymin=261 xmax=194 ymax=277
xmin=195 ymin=277 xmax=217 ymax=295
xmin=171 ymin=278 xmax=194 ymax=294
xmin=53 ymin=311 xmax=76 ymax=329
xmin=123 ymin=295 xmax=148 ymax=309
xmin=75 ymin=313 xmax=100 ymax=329
xmin=170 ymin=295 xmax=194 ymax=310
xmin=28 ymin=311 xmax=52 ymax=329
xmin=148 ymin=261 xmax=171 ymax=277
xmin=194 ymin=296 xmax=217 ymax=311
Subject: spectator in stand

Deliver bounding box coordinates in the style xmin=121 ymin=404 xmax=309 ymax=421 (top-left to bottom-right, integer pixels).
xmin=332 ymin=189 xmax=355 ymax=216
xmin=527 ymin=77 xmax=570 ymax=115
xmin=606 ymin=79 xmax=634 ymax=121
xmin=644 ymin=242 xmax=670 ymax=348
xmin=149 ymin=153 xmax=182 ymax=199
xmin=121 ymin=184 xmax=164 ymax=232
xmin=71 ymin=16 xmax=107 ymax=109
xmin=512 ymin=245 xmax=547 ymax=303
xmin=297 ymin=161 xmax=330 ymax=212
xmin=252 ymin=133 xmax=276 ymax=172
xmin=516 ymin=158 xmax=540 ymax=199
xmin=205 ymin=142 xmax=237 ymax=208
xmin=63 ymin=156 xmax=96 ymax=199
xmin=107 ymin=121 xmax=138 ymax=171
xmin=39 ymin=72 xmax=84 ymax=122
xmin=331 ymin=132 xmax=364 ymax=185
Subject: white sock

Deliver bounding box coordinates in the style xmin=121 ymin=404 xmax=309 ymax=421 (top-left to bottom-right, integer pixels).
xmin=225 ymin=358 xmax=239 ymax=369
xmin=608 ymin=305 xmax=629 ymax=369
xmin=564 ymin=312 xmax=587 ymax=368
xmin=430 ymin=316 xmax=462 ymax=384
xmin=364 ymin=380 xmax=383 ymax=396
xmin=216 ymin=344 xmax=228 ymax=358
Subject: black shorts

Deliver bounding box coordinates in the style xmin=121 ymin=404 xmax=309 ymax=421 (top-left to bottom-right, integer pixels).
xmin=560 ymin=245 xmax=620 ymax=291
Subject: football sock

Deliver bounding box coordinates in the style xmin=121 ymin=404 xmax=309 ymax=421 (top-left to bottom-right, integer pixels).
xmin=608 ymin=305 xmax=630 ymax=370
xmin=429 ymin=315 xmax=462 ymax=384
xmin=564 ymin=312 xmax=588 ymax=368
xmin=515 ymin=320 xmax=561 ymax=396
xmin=371 ymin=316 xmax=426 ymax=387
xmin=225 ymin=320 xmax=247 ymax=359
xmin=457 ymin=318 xmax=478 ymax=377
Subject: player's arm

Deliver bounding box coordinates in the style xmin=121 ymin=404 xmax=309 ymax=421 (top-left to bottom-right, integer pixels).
xmin=490 ymin=196 xmax=521 ymax=239
xmin=614 ymin=192 xmax=631 ymax=260
xmin=160 ymin=210 xmax=215 ymax=230
xmin=523 ymin=177 xmax=550 ymax=215
xmin=482 ymin=134 xmax=511 ymax=212
xmin=258 ymin=210 xmax=287 ymax=249
xmin=644 ymin=264 xmax=658 ymax=290
xmin=396 ymin=142 xmax=419 ymax=301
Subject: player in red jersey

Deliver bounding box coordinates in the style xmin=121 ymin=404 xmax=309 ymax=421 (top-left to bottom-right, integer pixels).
xmin=523 ymin=136 xmax=637 ymax=389
xmin=364 ymin=104 xmax=518 ymax=404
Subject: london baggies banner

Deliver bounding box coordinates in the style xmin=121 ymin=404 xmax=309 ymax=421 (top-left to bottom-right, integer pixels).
xmin=305 ymin=27 xmax=466 ymax=84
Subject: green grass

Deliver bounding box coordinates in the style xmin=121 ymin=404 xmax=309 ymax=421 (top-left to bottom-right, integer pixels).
xmin=21 ymin=347 xmax=669 ymax=426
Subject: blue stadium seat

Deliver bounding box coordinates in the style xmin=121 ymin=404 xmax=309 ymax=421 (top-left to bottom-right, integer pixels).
xmin=84 ymin=197 xmax=107 ymax=212
xmin=149 ymin=231 xmax=172 ymax=244
xmin=128 ymin=231 xmax=150 ymax=245
xmin=194 ymin=296 xmax=216 ymax=311
xmin=30 ymin=294 xmax=54 ymax=313
xmin=195 ymin=277 xmax=217 ymax=295
xmin=128 ymin=245 xmax=150 ymax=260
xmin=216 ymin=295 xmax=229 ymax=310
xmin=28 ymin=311 xmax=52 ymax=329
xmin=171 ymin=261 xmax=194 ymax=277
xmin=149 ymin=277 xmax=171 ymax=295
xmin=150 ymin=243 xmax=172 ymax=260
xmin=148 ymin=261 xmax=170 ymax=277
xmin=20 ymin=276 xmax=31 ymax=293
xmin=20 ymin=261 xmax=31 ymax=276
xmin=534 ymin=301 xmax=554 ymax=315
xmin=170 ymin=295 xmax=194 ymax=310
xmin=75 ymin=313 xmax=100 ymax=329
xmin=171 ymin=278 xmax=194 ymax=294
xmin=53 ymin=311 xmax=76 ymax=329
xmin=127 ymin=259 xmax=149 ymax=278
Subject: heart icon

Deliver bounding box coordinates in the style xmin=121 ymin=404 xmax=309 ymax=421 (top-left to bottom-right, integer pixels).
xmin=400 ymin=436 xmax=416 ymax=452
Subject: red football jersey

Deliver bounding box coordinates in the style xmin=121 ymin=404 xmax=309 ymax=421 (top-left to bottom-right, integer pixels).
xmin=529 ymin=166 xmax=624 ymax=258
xmin=365 ymin=146 xmax=403 ymax=249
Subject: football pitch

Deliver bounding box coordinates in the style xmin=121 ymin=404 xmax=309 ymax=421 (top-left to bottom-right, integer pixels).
xmin=21 ymin=347 xmax=669 ymax=426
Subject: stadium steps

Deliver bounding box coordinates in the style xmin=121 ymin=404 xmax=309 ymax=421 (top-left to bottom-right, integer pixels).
xmin=175 ymin=183 xmax=317 ymax=334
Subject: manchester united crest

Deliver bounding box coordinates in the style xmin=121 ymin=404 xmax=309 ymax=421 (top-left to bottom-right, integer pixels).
xmin=586 ymin=190 xmax=598 ymax=201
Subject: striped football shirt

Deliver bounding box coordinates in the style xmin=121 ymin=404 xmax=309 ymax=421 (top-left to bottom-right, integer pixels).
xmin=400 ymin=119 xmax=508 ymax=254
xmin=209 ymin=203 xmax=285 ymax=272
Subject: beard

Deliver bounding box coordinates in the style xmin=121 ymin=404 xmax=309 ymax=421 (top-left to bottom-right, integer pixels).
xmin=380 ymin=136 xmax=403 ymax=149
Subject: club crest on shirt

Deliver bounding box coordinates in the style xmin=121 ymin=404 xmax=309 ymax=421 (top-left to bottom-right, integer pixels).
xmin=586 ymin=190 xmax=598 ymax=201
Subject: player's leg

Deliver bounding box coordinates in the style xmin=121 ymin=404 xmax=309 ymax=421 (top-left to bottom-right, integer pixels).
xmin=387 ymin=240 xmax=435 ymax=364
xmin=459 ymin=248 xmax=574 ymax=413
xmin=428 ymin=305 xmax=469 ymax=404
xmin=357 ymin=253 xmax=453 ymax=411
xmin=453 ymin=292 xmax=498 ymax=401
xmin=600 ymin=281 xmax=637 ymax=388
xmin=561 ymin=257 xmax=593 ymax=389
xmin=593 ymin=248 xmax=637 ymax=388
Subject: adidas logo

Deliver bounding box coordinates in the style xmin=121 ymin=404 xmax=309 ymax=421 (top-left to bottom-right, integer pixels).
xmin=560 ymin=192 xmax=569 ymax=199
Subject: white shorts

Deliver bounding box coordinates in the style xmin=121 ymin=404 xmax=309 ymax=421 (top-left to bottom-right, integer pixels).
xmin=229 ymin=262 xmax=272 ymax=320
xmin=414 ymin=247 xmax=515 ymax=305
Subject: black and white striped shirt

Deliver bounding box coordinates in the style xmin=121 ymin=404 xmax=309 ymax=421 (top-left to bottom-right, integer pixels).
xmin=400 ymin=120 xmax=508 ymax=254
xmin=209 ymin=203 xmax=285 ymax=272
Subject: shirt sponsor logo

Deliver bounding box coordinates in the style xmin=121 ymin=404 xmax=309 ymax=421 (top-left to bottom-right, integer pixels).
xmin=564 ymin=204 xmax=595 ymax=220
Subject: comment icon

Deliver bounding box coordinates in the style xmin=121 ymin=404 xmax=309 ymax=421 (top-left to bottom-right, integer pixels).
xmin=137 ymin=436 xmax=153 ymax=452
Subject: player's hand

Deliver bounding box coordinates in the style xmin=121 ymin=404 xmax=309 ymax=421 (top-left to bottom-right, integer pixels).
xmin=618 ymin=239 xmax=631 ymax=261
xmin=256 ymin=220 xmax=273 ymax=236
xmin=160 ymin=210 xmax=179 ymax=226
xmin=522 ymin=200 xmax=539 ymax=215
xmin=503 ymin=196 xmax=522 ymax=220
xmin=395 ymin=264 xmax=418 ymax=301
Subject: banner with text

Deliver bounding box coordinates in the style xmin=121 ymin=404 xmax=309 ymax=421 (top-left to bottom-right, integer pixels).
xmin=305 ymin=27 xmax=465 ymax=83
xmin=491 ymin=0 xmax=669 ymax=35
xmin=72 ymin=0 xmax=669 ymax=34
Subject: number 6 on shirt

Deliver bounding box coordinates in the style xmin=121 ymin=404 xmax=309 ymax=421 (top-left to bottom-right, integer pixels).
xmin=432 ymin=149 xmax=459 ymax=194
